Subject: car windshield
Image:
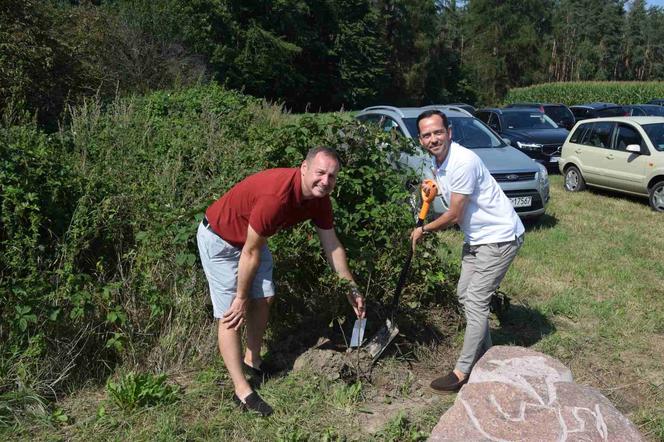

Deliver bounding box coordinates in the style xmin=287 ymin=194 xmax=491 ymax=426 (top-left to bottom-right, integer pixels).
xmin=544 ymin=105 xmax=573 ymax=121
xmin=403 ymin=116 xmax=505 ymax=149
xmin=571 ymin=107 xmax=592 ymax=118
xmin=640 ymin=106 xmax=664 ymax=116
xmin=503 ymin=112 xmax=558 ymax=129
xmin=643 ymin=123 xmax=664 ymax=152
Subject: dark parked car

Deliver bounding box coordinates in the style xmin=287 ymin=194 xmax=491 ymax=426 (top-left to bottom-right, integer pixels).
xmin=569 ymin=103 xmax=628 ymax=123
xmin=505 ymin=102 xmax=575 ymax=130
xmin=445 ymin=103 xmax=477 ymax=115
xmin=623 ymin=104 xmax=664 ymax=117
xmin=648 ymin=99 xmax=664 ymax=106
xmin=475 ymin=107 xmax=569 ymax=168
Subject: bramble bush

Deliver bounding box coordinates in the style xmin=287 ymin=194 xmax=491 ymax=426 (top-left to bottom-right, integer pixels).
xmin=0 ymin=84 xmax=454 ymax=422
xmin=0 ymin=114 xmax=93 ymax=406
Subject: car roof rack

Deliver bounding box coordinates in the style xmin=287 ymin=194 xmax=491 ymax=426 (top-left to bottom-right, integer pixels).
xmin=421 ymin=104 xmax=474 ymax=117
xmin=475 ymin=107 xmax=503 ymax=113
xmin=361 ymin=104 xmax=477 ymax=118
xmin=360 ymin=105 xmax=406 ymax=117
xmin=506 ymin=103 xmax=542 ymax=108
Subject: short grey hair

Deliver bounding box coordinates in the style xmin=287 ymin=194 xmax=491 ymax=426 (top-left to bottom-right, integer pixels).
xmin=305 ymin=146 xmax=340 ymax=164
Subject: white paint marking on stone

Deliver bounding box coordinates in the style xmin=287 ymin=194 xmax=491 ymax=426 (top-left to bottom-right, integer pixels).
xmin=460 ymin=397 xmax=513 ymax=442
xmin=472 ymin=356 xmax=573 ymax=406
xmin=565 ymin=405 xmax=609 ymax=441
xmin=595 ymin=403 xmax=608 ymax=440
xmin=555 ymin=405 xmax=568 ymax=442
xmin=570 ymin=407 xmax=588 ymax=433
xmin=489 ymin=394 xmax=526 ymax=422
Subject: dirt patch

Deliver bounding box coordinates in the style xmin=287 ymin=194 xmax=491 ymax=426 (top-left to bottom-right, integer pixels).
xmin=292 ymin=347 xmax=355 ymax=380
xmin=290 ymin=344 xmax=453 ymax=433
xmin=357 ymin=391 xmax=443 ymax=433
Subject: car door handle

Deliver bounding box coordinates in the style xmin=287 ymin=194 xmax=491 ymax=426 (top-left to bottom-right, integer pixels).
xmin=574 ymin=148 xmax=582 ymax=154
xmin=606 ymin=154 xmax=614 ymax=160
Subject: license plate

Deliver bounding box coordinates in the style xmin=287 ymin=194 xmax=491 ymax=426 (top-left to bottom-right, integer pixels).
xmin=550 ymin=156 xmax=560 ymax=163
xmin=510 ymin=196 xmax=532 ymax=208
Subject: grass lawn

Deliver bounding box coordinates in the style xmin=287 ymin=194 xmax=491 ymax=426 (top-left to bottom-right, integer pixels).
xmin=8 ymin=175 xmax=664 ymax=441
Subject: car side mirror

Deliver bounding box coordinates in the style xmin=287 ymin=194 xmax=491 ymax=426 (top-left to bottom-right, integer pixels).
xmin=626 ymin=144 xmax=641 ymax=154
xmin=502 ymin=138 xmax=511 ymax=145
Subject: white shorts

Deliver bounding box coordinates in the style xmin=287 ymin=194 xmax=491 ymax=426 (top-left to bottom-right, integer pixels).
xmin=196 ymin=222 xmax=275 ymax=318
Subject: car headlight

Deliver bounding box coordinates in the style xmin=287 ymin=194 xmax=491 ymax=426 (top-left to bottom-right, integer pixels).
xmin=537 ymin=163 xmax=548 ymax=186
xmin=516 ymin=141 xmax=543 ymax=151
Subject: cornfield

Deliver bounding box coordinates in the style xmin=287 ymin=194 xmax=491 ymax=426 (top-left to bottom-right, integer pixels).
xmin=504 ymin=81 xmax=664 ymax=106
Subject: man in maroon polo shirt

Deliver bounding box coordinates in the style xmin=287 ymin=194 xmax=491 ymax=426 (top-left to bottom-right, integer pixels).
xmin=197 ymin=146 xmax=365 ymax=416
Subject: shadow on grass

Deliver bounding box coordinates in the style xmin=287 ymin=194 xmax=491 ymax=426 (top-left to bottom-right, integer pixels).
xmin=491 ymin=301 xmax=555 ymax=347
xmin=585 ymin=187 xmax=651 ymax=210
xmin=523 ymin=212 xmax=558 ymax=231
xmin=378 ymin=294 xmax=556 ymax=360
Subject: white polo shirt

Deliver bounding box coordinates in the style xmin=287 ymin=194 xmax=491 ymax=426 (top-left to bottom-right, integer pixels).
xmin=431 ymin=142 xmax=524 ymax=245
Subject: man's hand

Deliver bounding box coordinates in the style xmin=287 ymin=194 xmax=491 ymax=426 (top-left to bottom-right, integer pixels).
xmin=221 ymin=296 xmax=249 ymax=330
xmin=410 ymin=225 xmax=425 ymax=251
xmin=317 ymin=227 xmax=365 ymax=318
xmin=421 ymin=180 xmax=436 ymax=199
xmin=346 ymin=286 xmax=366 ymax=319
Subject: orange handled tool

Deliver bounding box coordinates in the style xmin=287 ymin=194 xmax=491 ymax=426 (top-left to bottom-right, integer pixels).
xmin=364 ymin=179 xmax=440 ymax=363
xmin=417 ymin=179 xmax=438 ymax=226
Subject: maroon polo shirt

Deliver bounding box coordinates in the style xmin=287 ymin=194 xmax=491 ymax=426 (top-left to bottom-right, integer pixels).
xmin=205 ymin=168 xmax=334 ymax=247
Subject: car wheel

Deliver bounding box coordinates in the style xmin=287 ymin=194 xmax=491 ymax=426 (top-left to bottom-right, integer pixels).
xmin=406 ymin=181 xmax=421 ymax=221
xmin=564 ymin=166 xmax=586 ymax=192
xmin=649 ymin=181 xmax=664 ymax=212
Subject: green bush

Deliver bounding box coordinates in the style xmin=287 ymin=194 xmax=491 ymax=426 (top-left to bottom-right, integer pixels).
xmin=0 ymin=84 xmax=453 ymax=414
xmin=504 ymin=81 xmax=664 ymax=105
xmin=106 ymin=372 xmax=179 ymax=411
xmin=0 ymin=118 xmax=94 ymax=405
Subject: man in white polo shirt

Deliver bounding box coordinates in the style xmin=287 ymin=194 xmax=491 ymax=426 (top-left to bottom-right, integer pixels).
xmin=410 ymin=110 xmax=524 ymax=393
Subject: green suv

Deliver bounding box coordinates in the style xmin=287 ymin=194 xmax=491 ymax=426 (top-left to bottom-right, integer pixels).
xmin=559 ymin=117 xmax=664 ymax=211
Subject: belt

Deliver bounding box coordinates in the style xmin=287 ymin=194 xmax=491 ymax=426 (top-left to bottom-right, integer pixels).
xmin=202 ymin=216 xmax=222 ymax=238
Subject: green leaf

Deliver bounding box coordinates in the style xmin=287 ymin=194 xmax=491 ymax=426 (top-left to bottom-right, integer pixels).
xmin=135 ymin=231 xmax=149 ymax=241
xmin=49 ymin=309 xmax=60 ymax=321
xmin=175 ymin=252 xmax=196 ymax=266
xmin=107 ymin=311 xmax=118 ymax=323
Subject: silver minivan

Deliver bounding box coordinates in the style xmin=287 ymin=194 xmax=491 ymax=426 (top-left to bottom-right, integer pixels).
xmin=356 ymin=105 xmax=550 ymax=218
xmin=559 ymin=116 xmax=664 ymax=211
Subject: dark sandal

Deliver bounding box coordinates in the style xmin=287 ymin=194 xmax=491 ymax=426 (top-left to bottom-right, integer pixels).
xmin=243 ymin=360 xmax=278 ymax=377
xmin=232 ymin=391 xmax=273 ymax=417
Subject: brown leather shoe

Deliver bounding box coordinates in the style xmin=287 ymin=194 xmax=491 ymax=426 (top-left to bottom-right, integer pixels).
xmin=430 ymin=371 xmax=468 ymax=394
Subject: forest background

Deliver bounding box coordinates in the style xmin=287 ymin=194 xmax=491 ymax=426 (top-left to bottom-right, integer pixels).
xmin=4 ymin=0 xmax=664 ymax=131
